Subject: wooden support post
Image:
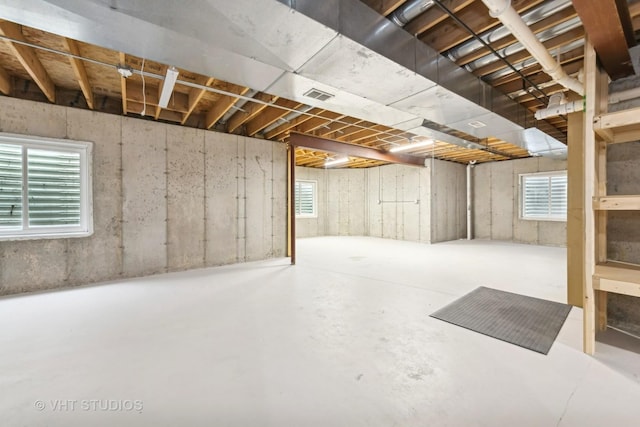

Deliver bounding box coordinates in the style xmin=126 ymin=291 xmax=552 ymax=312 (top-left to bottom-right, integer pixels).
xmin=567 ymin=94 xmax=585 ymax=307
xmin=583 ymin=38 xmax=597 ymax=355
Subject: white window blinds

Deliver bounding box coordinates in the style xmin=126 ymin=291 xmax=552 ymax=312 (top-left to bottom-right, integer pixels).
xmin=0 ymin=133 xmax=92 ymax=240
xmin=295 ymin=180 xmax=316 ymax=217
xmin=521 ymin=171 xmax=567 ymax=221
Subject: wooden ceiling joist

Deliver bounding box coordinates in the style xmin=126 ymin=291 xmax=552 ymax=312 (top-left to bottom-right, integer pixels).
xmin=64 ymin=38 xmax=94 ymax=109
xmin=420 ymin=0 xmax=544 ymax=53
xmin=362 ymin=0 xmax=405 ymax=16
xmin=472 ymin=28 xmax=584 ymax=77
xmin=119 ymin=52 xmax=128 ymax=115
xmin=182 ymin=77 xmax=215 ymax=124
xmin=245 ymin=99 xmax=303 ymax=136
xmin=317 ymin=117 xmax=363 ymax=137
xmin=204 ymin=86 xmax=250 ymax=129
xmin=0 ymin=21 xmax=56 ymax=103
xmin=154 ymin=65 xmax=166 ymax=120
xmin=572 ymin=0 xmax=635 ymax=80
xmin=227 ymin=92 xmax=278 ymax=133
xmin=294 ymin=111 xmax=345 ymax=134
xmin=124 ymin=81 xmax=189 ymax=112
xmin=405 ymin=0 xmax=475 ymax=36
xmin=453 ymin=6 xmax=578 ymax=67
xmin=0 ymin=66 xmax=10 ymax=95
xmin=264 ymin=107 xmax=323 ymax=140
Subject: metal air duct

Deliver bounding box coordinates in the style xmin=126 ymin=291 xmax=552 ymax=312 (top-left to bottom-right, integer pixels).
xmin=390 ymin=0 xmax=434 ymax=26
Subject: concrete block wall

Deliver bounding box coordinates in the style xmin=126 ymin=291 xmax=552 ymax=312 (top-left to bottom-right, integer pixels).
xmin=0 ymin=97 xmax=287 ymax=296
xmin=473 ymin=157 xmax=567 ymax=246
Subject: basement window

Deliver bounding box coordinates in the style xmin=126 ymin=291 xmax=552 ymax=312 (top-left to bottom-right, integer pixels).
xmin=520 ymin=171 xmax=567 ymax=221
xmin=0 ymin=133 xmax=93 ymax=240
xmin=295 ymin=180 xmax=317 ymax=218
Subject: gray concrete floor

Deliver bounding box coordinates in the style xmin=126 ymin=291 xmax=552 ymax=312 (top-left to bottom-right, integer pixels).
xmin=1 ymin=236 xmax=639 ymax=426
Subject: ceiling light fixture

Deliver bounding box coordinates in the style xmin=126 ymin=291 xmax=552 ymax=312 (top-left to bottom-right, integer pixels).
xmin=389 ymin=138 xmax=434 ymax=152
xmin=116 ymin=64 xmax=132 ymax=78
xmin=325 ymin=156 xmax=349 ymax=167
xmin=158 ymin=66 xmax=179 ymax=108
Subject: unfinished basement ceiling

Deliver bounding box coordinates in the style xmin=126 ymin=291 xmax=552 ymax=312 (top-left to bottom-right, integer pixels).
xmin=0 ymin=0 xmax=637 ymax=167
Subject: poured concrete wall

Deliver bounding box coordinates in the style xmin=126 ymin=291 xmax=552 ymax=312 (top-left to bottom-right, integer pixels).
xmin=295 ymin=167 xmax=327 ymax=237
xmin=328 ymin=169 xmax=367 ymax=236
xmin=295 ymin=166 xmax=367 ymax=237
xmin=367 ymin=164 xmax=432 ymax=242
xmin=0 ymin=97 xmax=287 ymax=296
xmin=296 ymin=159 xmax=465 ymax=243
xmin=473 ymin=157 xmax=567 ymax=246
xmin=428 ymin=159 xmax=467 ymax=243
xmin=606 ymin=142 xmax=640 ymax=336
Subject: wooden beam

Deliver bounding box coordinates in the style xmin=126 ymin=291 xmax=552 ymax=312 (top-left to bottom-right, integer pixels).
xmin=264 ymin=107 xmax=322 ymax=140
xmin=572 ymin=0 xmax=635 ymax=80
xmin=125 ymin=81 xmax=190 ymax=112
xmin=361 ymin=0 xmax=405 ymax=16
xmin=473 ymin=28 xmax=584 ymax=77
xmin=127 ymin=101 xmax=183 ymax=122
xmin=419 ymin=0 xmax=544 ymax=53
xmin=405 ymin=0 xmax=474 ymax=36
xmin=0 ymin=66 xmax=10 ymax=95
xmin=290 ymin=132 xmax=425 ymax=167
xmin=0 ymin=21 xmax=55 ymax=102
xmin=245 ymin=99 xmax=303 ymax=136
xmin=119 ymin=52 xmax=128 ymax=115
xmin=204 ymin=86 xmax=250 ymax=129
xmin=593 ymin=195 xmax=640 ymax=210
xmin=154 ymin=65 xmax=166 ymax=120
xmin=453 ymin=7 xmax=578 ymax=67
xmin=582 ymin=37 xmax=599 ymax=355
xmin=338 ymin=124 xmax=389 ymax=143
xmin=64 ymin=38 xmax=94 ymax=109
xmin=566 ymin=93 xmax=585 ymax=308
xmin=594 ymin=262 xmax=640 ymax=297
xmin=317 ymin=117 xmax=363 ymax=137
xmin=227 ymin=92 xmax=278 ymax=133
xmin=182 ymin=77 xmax=215 ymax=124
xmin=295 ymin=111 xmax=344 ymax=134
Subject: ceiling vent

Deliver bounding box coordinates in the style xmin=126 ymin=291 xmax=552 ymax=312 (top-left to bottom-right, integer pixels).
xmin=468 ymin=120 xmax=487 ymax=128
xmin=303 ymin=88 xmax=334 ymax=101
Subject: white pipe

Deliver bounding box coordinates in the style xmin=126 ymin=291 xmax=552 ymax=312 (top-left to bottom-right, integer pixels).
xmin=534 ymin=99 xmax=584 ymax=120
xmin=466 ymin=161 xmax=475 ymax=240
xmin=481 ymin=0 xmax=584 ymax=96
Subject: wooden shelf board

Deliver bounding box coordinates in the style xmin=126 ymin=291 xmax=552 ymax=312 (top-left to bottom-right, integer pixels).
xmin=594 ymin=107 xmax=640 ymax=143
xmin=593 ymin=262 xmax=640 ymax=297
xmin=593 ymin=195 xmax=640 ymax=210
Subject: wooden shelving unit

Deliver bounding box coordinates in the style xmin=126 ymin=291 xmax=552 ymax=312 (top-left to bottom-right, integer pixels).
xmin=594 ymin=107 xmax=640 ymax=144
xmin=583 ymin=39 xmax=640 ymax=354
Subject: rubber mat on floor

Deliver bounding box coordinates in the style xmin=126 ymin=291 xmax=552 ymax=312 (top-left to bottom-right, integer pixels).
xmin=430 ymin=286 xmax=572 ymax=355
